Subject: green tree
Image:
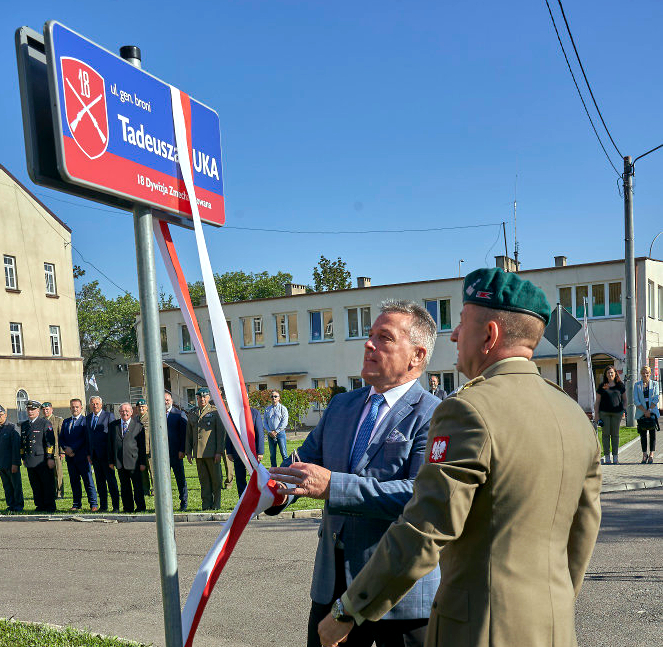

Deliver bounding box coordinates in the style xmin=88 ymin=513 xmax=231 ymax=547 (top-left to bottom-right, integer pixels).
xmin=312 ymin=255 xmax=351 ymax=292
xmin=185 ymin=270 xmax=293 ymax=306
xmin=77 ymin=281 xmax=140 ymax=374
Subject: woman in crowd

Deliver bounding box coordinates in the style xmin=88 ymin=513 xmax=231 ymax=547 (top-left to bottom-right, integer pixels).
xmin=595 ymin=365 xmax=626 ymax=465
xmin=633 ymin=365 xmax=659 ymax=464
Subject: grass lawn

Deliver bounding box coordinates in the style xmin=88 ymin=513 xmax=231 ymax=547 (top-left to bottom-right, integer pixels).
xmin=0 ymin=619 xmax=147 ymax=647
xmin=2 ymin=435 xmax=323 ymax=515
xmin=596 ymin=426 xmax=639 ymax=456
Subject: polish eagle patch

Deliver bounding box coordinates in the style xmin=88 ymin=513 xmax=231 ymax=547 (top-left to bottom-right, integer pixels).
xmin=429 ymin=436 xmax=449 ymax=463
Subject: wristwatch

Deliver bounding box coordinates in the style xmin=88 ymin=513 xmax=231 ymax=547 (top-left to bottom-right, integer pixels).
xmin=330 ymin=598 xmax=354 ymax=623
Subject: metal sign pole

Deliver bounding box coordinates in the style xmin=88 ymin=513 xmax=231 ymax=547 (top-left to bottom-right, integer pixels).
xmin=121 ymin=45 xmax=183 ymax=647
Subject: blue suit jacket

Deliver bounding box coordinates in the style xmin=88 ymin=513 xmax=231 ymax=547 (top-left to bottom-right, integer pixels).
xmin=270 ymin=382 xmax=441 ymax=620
xmin=166 ymin=407 xmax=188 ymax=460
xmin=86 ymin=410 xmax=116 ymax=459
xmin=60 ymin=416 xmax=91 ymax=467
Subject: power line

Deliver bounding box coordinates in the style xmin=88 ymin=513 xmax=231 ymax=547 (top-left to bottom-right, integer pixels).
xmin=556 ymin=0 xmax=622 ymax=159
xmin=544 ymin=0 xmax=621 ymax=177
xmin=223 ymin=222 xmax=505 ymax=235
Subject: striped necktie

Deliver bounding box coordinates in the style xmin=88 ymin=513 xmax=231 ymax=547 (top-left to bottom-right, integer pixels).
xmin=122 ymin=421 xmax=128 ymax=437
xmin=349 ymin=393 xmax=385 ymax=472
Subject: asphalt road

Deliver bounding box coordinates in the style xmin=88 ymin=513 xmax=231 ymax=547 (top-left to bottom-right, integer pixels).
xmin=0 ymin=489 xmax=661 ymax=646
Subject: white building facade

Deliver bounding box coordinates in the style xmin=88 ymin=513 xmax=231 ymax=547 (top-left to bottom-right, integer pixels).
xmin=134 ymin=256 xmax=663 ymax=424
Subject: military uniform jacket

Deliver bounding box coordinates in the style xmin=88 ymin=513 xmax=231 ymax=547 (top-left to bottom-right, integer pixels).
xmin=138 ymin=412 xmax=151 ymax=455
xmin=20 ymin=418 xmax=55 ymax=468
xmin=185 ymin=403 xmax=226 ymax=458
xmin=0 ymin=422 xmax=21 ymax=470
xmin=46 ymin=414 xmax=64 ymax=456
xmin=345 ymin=360 xmax=602 ymax=647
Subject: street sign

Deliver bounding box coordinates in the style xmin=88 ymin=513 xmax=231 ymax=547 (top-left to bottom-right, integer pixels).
xmin=43 ymin=21 xmax=225 ymax=227
xmin=544 ymin=306 xmax=582 ymax=349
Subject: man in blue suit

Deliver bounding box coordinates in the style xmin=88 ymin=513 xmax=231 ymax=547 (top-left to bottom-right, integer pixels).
xmin=87 ymin=395 xmax=119 ymax=512
xmin=269 ymin=300 xmax=441 ymax=647
xmin=60 ymin=398 xmax=98 ymax=511
xmin=226 ymin=405 xmax=264 ymax=497
xmin=164 ymin=391 xmax=188 ymax=511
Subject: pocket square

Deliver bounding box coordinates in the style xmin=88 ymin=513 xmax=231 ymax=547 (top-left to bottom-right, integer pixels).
xmin=385 ymin=429 xmax=407 ymax=443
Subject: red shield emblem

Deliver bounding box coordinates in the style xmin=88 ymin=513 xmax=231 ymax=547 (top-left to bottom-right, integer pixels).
xmin=429 ymin=436 xmax=449 ymax=463
xmin=61 ymin=57 xmax=109 ymax=160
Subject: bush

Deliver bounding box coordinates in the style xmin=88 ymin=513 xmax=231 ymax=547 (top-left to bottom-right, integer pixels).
xmin=247 ymin=387 xmax=341 ymax=429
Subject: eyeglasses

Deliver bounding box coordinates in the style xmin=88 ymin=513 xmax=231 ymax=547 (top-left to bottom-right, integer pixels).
xmin=271 ymin=395 xmax=279 ymax=399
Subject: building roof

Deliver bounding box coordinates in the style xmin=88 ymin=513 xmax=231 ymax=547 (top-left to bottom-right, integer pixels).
xmin=0 ymin=163 xmax=72 ymax=233
xmin=163 ymin=359 xmax=206 ymax=386
xmin=156 ymin=255 xmax=662 ymax=313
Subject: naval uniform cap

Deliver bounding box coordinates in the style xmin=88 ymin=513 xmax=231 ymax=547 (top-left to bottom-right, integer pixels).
xmin=462 ymin=267 xmax=551 ymax=326
xmin=26 ymin=400 xmax=42 ymax=409
xmin=0 ymin=405 xmax=5 ymax=414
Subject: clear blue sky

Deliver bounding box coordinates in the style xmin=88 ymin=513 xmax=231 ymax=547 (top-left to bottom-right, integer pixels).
xmin=3 ymin=1 xmax=663 ymax=298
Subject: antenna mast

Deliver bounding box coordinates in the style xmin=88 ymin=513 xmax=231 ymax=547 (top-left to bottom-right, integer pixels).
xmin=513 ymin=174 xmax=520 ymax=270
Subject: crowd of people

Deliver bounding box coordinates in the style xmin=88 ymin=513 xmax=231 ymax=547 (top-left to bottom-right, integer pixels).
xmin=0 ymin=387 xmax=291 ymax=514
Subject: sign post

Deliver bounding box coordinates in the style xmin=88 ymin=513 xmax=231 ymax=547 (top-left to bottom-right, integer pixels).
xmin=120 ymin=45 xmax=183 ymax=647
xmin=15 ymin=21 xmax=227 ymax=647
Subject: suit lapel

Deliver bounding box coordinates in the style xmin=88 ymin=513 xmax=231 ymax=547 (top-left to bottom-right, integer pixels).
xmin=352 ymin=383 xmax=422 ymax=474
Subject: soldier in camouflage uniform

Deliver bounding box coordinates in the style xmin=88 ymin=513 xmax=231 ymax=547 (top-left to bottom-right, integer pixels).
xmin=136 ymin=399 xmax=153 ymax=496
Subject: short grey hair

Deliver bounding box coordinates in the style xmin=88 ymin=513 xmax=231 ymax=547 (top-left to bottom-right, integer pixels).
xmin=119 ymin=402 xmax=132 ymax=410
xmin=380 ymin=299 xmax=437 ymax=367
xmin=89 ymin=395 xmax=102 ymax=404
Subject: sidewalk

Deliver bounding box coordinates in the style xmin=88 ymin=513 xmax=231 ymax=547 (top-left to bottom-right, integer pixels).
xmin=600 ymin=435 xmax=663 ymax=493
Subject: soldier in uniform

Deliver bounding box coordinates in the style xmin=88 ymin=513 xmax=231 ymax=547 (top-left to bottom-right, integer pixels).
xmin=185 ymin=387 xmax=229 ymax=510
xmin=136 ymin=399 xmax=153 ymax=496
xmin=41 ymin=402 xmax=64 ymax=499
xmin=20 ymin=400 xmax=57 ymax=513
xmin=318 ymin=268 xmax=602 ymax=647
xmin=0 ymin=404 xmax=23 ymax=512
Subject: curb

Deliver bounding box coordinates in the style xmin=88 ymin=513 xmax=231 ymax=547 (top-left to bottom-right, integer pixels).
xmin=0 ymin=508 xmax=323 ymax=523
xmin=602 ymin=479 xmax=663 ymax=493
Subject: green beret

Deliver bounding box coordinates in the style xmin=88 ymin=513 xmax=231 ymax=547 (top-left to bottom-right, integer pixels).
xmin=196 ymin=387 xmax=210 ymax=396
xmin=40 ymin=402 xmax=53 ymax=408
xmin=135 ymin=398 xmax=147 ymax=406
xmin=463 ymin=267 xmax=551 ymax=325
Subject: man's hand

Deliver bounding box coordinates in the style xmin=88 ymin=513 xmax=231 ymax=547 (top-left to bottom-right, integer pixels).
xmin=109 ymin=464 xmax=115 ymax=470
xmin=140 ymin=465 xmax=146 ymax=471
xmin=318 ymin=613 xmax=353 ymax=647
xmin=11 ymin=465 xmax=18 ymax=474
xmin=227 ymin=454 xmax=234 ymax=462
xmin=47 ymin=459 xmax=55 ymax=470
xmin=178 ymin=451 xmax=185 ymax=460
xmin=186 ymin=453 xmax=193 ymax=464
xmin=214 ymin=453 xmax=221 ymax=464
xmin=64 ymin=447 xmax=75 ymax=458
xmin=269 ymin=462 xmax=332 ymax=499
xmin=87 ymin=455 xmax=92 ymax=464
xmin=257 ymin=454 xmax=263 ymax=463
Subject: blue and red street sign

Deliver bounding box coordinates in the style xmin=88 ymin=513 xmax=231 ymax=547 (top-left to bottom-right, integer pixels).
xmin=44 ymin=21 xmax=225 ymax=227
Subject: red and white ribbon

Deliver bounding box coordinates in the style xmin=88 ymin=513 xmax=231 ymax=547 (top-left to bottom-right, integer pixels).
xmin=152 ymin=86 xmax=280 ymax=647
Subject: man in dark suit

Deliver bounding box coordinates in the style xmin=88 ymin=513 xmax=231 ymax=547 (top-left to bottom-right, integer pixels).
xmin=87 ymin=395 xmax=119 ymax=512
xmin=20 ymin=400 xmax=56 ymax=513
xmin=269 ymin=300 xmax=441 ymax=647
xmin=108 ymin=402 xmax=146 ymax=513
xmin=165 ymin=391 xmax=188 ymax=511
xmin=428 ymin=374 xmax=447 ymax=400
xmin=60 ymin=398 xmax=98 ymax=511
xmin=227 ymin=405 xmax=264 ymax=497
xmin=0 ymin=404 xmax=23 ymax=512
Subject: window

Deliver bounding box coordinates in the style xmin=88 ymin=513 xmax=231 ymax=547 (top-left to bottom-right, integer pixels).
xmin=44 ymin=262 xmax=57 ymax=295
xmin=185 ymin=388 xmax=196 ymax=407
xmin=16 ymin=389 xmax=28 ymax=424
xmin=349 ymin=377 xmax=365 ymax=390
xmin=659 ymin=286 xmax=663 ymax=321
xmin=4 ymin=255 xmax=17 ymax=290
xmin=241 ymin=316 xmax=264 ymax=347
xmin=424 ymin=298 xmax=451 ymax=331
xmin=275 ymin=313 xmax=298 ymax=344
xmin=312 ymin=378 xmax=337 ymax=409
xmin=347 ymin=306 xmax=371 ymax=338
xmin=281 ymin=379 xmax=298 ymax=390
xmin=558 ymin=282 xmax=622 ymax=319
xmin=648 ymin=280 xmax=656 ymax=318
xmin=180 ymin=325 xmax=192 ymax=352
xmin=160 ymin=327 xmax=168 ymax=353
xmin=10 ymin=323 xmax=23 ymax=355
xmin=442 ymin=372 xmax=455 ymax=394
xmin=49 ymin=325 xmax=61 ymax=356
xmin=310 ymin=310 xmax=333 ymax=341
xmin=258 ymin=383 xmax=268 ymax=391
